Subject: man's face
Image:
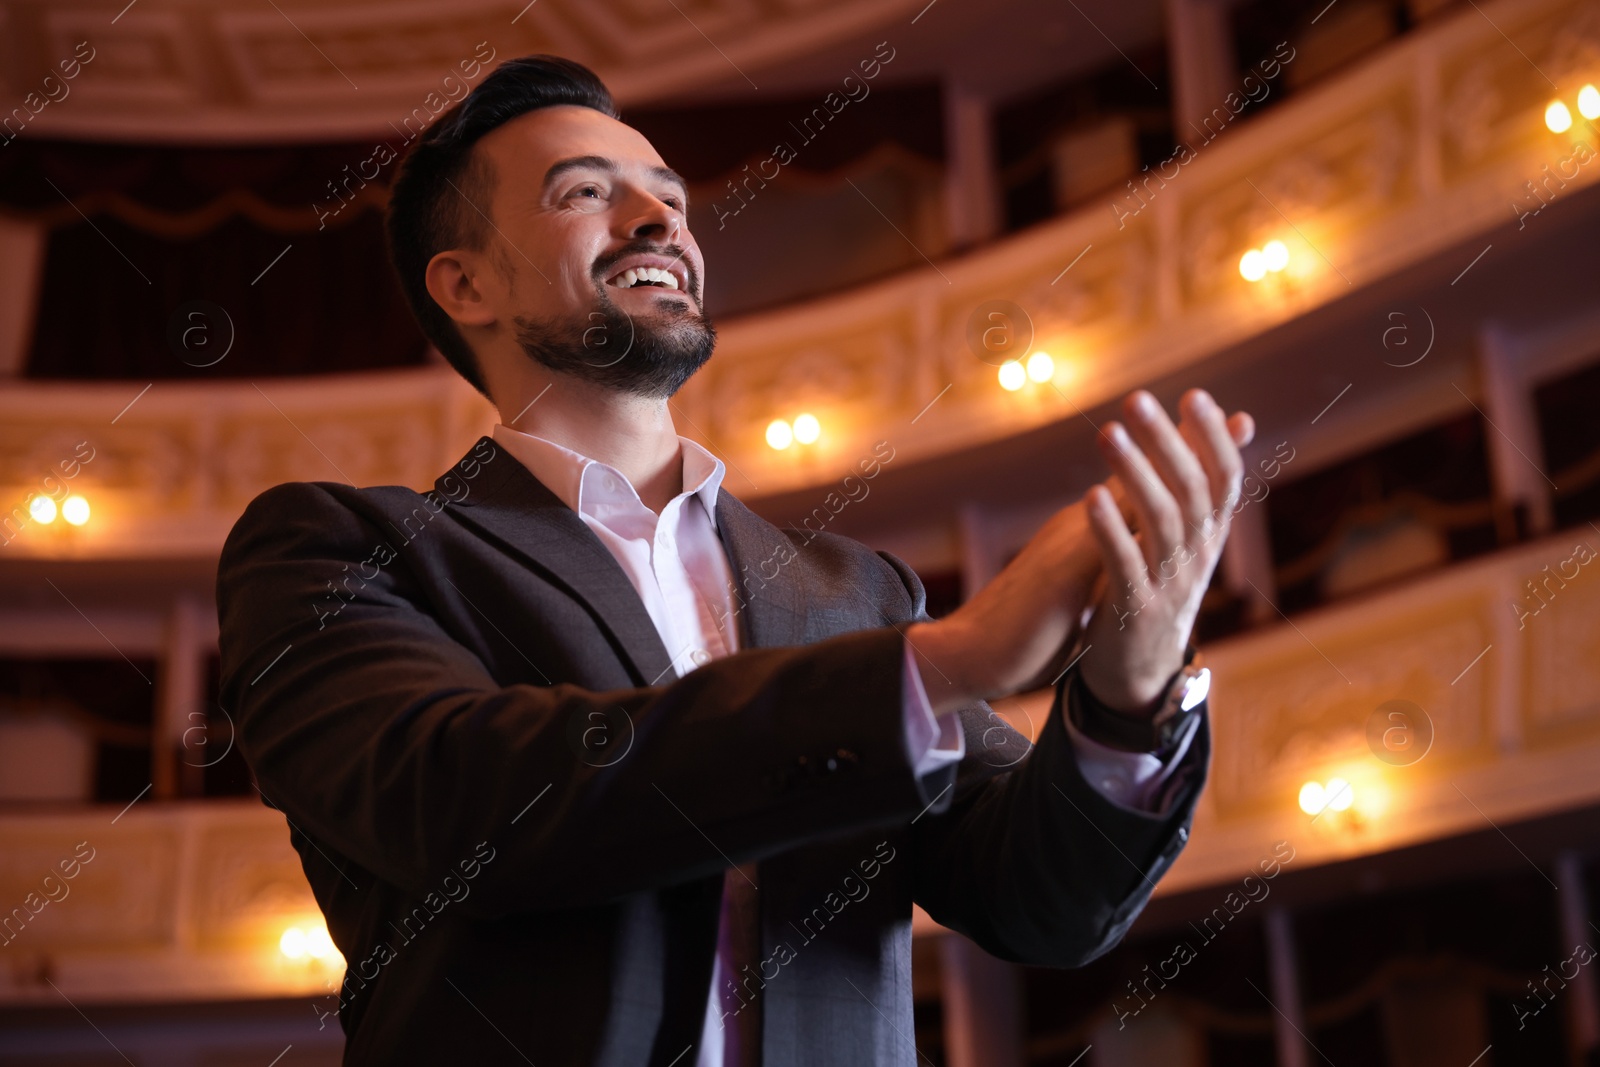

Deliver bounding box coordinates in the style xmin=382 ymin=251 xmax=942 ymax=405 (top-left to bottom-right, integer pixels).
xmin=469 ymin=104 xmax=714 ymax=398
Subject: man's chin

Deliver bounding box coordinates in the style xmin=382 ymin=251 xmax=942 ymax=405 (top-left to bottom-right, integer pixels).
xmin=607 ymin=287 xmax=702 ymax=319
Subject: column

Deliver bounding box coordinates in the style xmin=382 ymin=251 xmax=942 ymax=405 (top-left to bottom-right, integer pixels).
xmin=0 ymin=212 xmax=46 ymax=376
xmin=1164 ymin=0 xmax=1238 ymax=140
xmin=943 ymin=83 xmax=1001 ymax=250
xmin=939 ymin=934 xmax=1024 ymax=1067
xmin=1264 ymin=907 xmax=1311 ymax=1067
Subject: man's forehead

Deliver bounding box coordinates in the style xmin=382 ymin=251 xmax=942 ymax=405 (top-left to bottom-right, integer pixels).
xmin=480 ymin=105 xmax=667 ymax=174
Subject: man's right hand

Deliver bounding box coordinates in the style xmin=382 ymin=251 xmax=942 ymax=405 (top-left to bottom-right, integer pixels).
xmin=905 ymin=498 xmax=1103 ymax=716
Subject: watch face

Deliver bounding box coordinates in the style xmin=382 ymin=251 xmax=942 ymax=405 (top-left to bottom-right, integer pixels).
xmin=1179 ymin=668 xmax=1211 ymax=712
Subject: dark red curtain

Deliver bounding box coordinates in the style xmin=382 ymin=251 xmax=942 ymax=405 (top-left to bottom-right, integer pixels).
xmin=0 ymin=139 xmax=430 ymax=380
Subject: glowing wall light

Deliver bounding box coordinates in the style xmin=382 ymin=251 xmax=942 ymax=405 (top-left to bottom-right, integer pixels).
xmin=1241 ymin=240 xmax=1291 ymax=282
xmin=280 ymin=922 xmax=339 ymax=962
xmin=1298 ymin=777 xmax=1355 ymax=815
xmin=1578 ymin=84 xmax=1600 ymax=121
xmin=765 ymin=419 xmax=793 ymax=450
xmin=1026 ymin=351 xmax=1055 ymax=383
xmin=1546 ymin=99 xmax=1574 ymax=133
xmin=791 ymin=413 xmax=820 ymax=445
xmin=998 ymin=360 xmax=1027 ymax=391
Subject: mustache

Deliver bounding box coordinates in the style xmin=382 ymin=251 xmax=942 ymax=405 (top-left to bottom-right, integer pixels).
xmin=592 ymin=241 xmax=700 ymax=301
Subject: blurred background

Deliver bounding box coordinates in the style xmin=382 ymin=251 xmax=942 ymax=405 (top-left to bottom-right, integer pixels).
xmin=2 ymin=0 xmax=1599 ymax=1063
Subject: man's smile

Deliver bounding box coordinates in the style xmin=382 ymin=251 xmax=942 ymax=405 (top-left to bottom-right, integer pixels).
xmin=599 ymin=252 xmax=691 ymax=297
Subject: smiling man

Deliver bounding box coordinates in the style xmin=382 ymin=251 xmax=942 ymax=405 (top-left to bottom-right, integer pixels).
xmin=217 ymin=56 xmax=1253 ymax=1067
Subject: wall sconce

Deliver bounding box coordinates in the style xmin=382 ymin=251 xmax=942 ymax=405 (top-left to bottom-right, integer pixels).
xmin=766 ymin=413 xmax=820 ymax=450
xmin=25 ymin=494 xmax=90 ymax=527
xmin=1546 ymin=85 xmax=1599 ymax=132
xmin=1026 ymin=351 xmax=1055 ymax=382
xmin=1240 ymin=239 xmax=1290 ymax=282
xmin=1298 ymin=777 xmax=1353 ymax=816
xmin=280 ymin=922 xmax=338 ymax=962
xmin=1580 ymin=84 xmax=1600 ymax=121
xmin=999 ymin=352 xmax=1056 ymax=391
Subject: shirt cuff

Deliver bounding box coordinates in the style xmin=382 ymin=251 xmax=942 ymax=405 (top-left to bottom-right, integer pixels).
xmin=901 ymin=639 xmax=965 ymax=777
xmin=1063 ymin=706 xmax=1202 ymax=815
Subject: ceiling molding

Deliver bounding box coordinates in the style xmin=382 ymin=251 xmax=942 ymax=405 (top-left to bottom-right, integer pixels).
xmin=0 ymin=0 xmax=925 ymax=143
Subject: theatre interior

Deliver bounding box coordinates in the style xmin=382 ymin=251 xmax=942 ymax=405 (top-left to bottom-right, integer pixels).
xmin=2 ymin=0 xmax=1600 ymax=1063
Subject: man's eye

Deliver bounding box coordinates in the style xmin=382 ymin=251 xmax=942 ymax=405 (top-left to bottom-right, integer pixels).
xmin=663 ymin=197 xmax=683 ymax=210
xmin=573 ymin=185 xmax=602 ymax=199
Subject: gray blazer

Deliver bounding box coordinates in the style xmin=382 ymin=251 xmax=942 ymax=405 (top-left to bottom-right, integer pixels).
xmin=216 ymin=434 xmax=1207 ymax=1066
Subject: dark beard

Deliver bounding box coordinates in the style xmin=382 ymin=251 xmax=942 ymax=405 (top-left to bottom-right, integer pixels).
xmin=514 ymin=287 xmax=716 ymax=400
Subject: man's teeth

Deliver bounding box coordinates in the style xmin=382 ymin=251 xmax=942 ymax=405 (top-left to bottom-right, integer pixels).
xmin=609 ymin=266 xmax=680 ymax=290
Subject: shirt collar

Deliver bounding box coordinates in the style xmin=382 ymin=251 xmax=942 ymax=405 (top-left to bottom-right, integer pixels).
xmin=490 ymin=423 xmax=726 ymax=526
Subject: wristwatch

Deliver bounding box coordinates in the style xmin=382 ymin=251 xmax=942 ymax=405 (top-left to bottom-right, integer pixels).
xmin=1065 ymin=646 xmax=1208 ymax=756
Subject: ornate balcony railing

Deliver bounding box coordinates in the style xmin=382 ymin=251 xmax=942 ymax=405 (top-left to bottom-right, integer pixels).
xmin=3 ymin=527 xmax=1597 ymax=1002
xmin=2 ymin=0 xmax=1595 ymax=558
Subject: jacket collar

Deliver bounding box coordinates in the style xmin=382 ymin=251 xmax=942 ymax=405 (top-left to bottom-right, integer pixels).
xmin=436 ymin=436 xmax=805 ymax=686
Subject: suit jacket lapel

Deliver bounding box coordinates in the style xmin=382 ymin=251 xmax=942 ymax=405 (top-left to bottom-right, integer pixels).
xmin=436 ymin=436 xmax=677 ymax=687
xmin=713 ymin=494 xmax=807 ymax=652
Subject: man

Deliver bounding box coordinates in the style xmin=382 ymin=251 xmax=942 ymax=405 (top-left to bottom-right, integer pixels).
xmin=217 ymin=55 xmax=1254 ymax=1066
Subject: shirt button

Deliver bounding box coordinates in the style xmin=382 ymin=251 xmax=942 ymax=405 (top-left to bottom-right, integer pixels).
xmin=690 ymin=648 xmax=711 ymax=666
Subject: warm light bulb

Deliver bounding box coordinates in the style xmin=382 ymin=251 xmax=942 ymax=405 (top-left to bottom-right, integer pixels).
xmin=1546 ymin=99 xmax=1573 ymax=133
xmin=765 ymin=419 xmax=793 ymax=450
xmin=1026 ymin=351 xmax=1055 ymax=382
xmin=1298 ymin=781 xmax=1325 ymax=815
xmin=1324 ymin=777 xmax=1354 ymax=811
xmin=1239 ymin=249 xmax=1267 ymax=282
xmin=792 ymin=413 xmax=820 ymax=444
xmin=62 ymin=495 xmax=89 ymax=526
xmin=305 ymin=925 xmax=335 ymax=960
xmin=998 ymin=360 xmax=1027 ymax=391
xmin=1262 ymin=240 xmax=1290 ymax=272
xmin=280 ymin=926 xmax=308 ymax=960
xmin=29 ymin=495 xmax=57 ymax=524
xmin=1579 ymin=84 xmax=1600 ymax=121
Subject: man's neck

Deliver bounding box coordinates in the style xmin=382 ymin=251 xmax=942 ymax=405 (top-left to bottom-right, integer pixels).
xmin=500 ymin=376 xmax=684 ymax=513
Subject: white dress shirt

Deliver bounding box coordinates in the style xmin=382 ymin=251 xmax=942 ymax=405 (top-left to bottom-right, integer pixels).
xmin=489 ymin=422 xmax=1195 ymax=1067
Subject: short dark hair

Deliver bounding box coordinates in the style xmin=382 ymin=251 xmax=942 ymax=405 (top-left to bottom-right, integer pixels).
xmin=386 ymin=55 xmax=620 ymax=401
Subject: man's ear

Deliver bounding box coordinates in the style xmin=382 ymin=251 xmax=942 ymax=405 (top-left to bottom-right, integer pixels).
xmin=425 ymin=249 xmax=499 ymax=329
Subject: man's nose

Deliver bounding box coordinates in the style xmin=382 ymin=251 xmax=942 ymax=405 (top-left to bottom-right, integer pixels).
xmin=622 ymin=193 xmax=682 ymax=243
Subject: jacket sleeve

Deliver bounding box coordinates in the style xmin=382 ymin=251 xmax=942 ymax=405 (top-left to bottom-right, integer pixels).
xmin=217 ymin=482 xmax=950 ymax=919
xmin=878 ymin=551 xmax=1208 ymax=968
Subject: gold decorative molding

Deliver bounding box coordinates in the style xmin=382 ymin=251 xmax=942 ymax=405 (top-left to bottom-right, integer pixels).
xmin=1 ymin=0 xmax=1597 ymax=555
xmin=1163 ymin=530 xmax=1600 ymax=894
xmin=1 ymin=0 xmax=931 ymax=141
xmin=6 ymin=531 xmax=1600 ymax=1002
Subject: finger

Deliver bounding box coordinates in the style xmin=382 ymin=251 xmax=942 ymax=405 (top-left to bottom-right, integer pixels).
xmin=1086 ymin=484 xmax=1147 ymax=606
xmin=1097 ymin=420 xmax=1181 ymax=576
xmin=1102 ymin=474 xmax=1137 ymax=532
xmin=1176 ymin=390 xmax=1245 ymax=532
xmin=1123 ymin=390 xmax=1213 ymax=537
xmin=1229 ymin=411 xmax=1256 ymax=448
xmin=1107 ymin=410 xmax=1252 ymax=527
